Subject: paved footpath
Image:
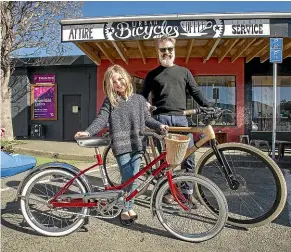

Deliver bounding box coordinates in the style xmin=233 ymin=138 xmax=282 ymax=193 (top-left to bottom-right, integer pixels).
xmin=1 ymin=163 xmax=291 ymax=252
xmin=1 ymin=141 xmax=291 ymax=252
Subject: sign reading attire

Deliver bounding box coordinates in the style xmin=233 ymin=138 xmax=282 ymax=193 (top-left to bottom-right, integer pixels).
xmin=31 ymin=84 xmax=57 ymax=120
xmin=62 ymin=19 xmax=270 ymax=42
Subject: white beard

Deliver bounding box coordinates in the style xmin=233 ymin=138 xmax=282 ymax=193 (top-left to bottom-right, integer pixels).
xmin=159 ymin=53 xmax=175 ymax=67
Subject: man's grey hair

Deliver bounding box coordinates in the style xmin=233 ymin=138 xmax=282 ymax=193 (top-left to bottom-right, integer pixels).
xmin=157 ymin=35 xmax=176 ymax=47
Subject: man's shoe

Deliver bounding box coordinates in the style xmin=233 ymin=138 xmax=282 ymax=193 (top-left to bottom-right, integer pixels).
xmin=182 ymin=193 xmax=200 ymax=209
xmin=162 ymin=194 xmax=175 ymax=204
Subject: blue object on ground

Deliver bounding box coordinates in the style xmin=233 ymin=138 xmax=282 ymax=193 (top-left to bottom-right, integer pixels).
xmin=1 ymin=151 xmax=36 ymax=178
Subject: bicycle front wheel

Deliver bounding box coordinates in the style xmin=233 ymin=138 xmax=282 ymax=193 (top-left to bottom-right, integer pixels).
xmin=20 ymin=169 xmax=89 ymax=236
xmin=196 ymin=143 xmax=287 ymax=228
xmin=103 ymin=145 xmax=151 ymax=186
xmin=154 ymin=174 xmax=228 ymax=242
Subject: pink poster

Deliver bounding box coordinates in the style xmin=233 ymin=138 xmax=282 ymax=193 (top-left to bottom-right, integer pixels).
xmin=31 ymin=85 xmax=57 ymax=120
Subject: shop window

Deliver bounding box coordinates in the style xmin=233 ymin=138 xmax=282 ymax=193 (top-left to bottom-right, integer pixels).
xmin=132 ymin=76 xmax=144 ymax=94
xmin=252 ymin=76 xmax=291 ymax=132
xmin=187 ymin=75 xmax=236 ymax=126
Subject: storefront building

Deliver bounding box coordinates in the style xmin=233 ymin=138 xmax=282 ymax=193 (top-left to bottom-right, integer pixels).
xmin=59 ymin=12 xmax=291 ymax=143
xmin=12 ymin=12 xmax=291 ymax=142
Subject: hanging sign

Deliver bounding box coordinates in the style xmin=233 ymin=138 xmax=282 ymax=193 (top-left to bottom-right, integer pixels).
xmin=32 ymin=74 xmax=55 ymax=84
xmin=62 ymin=19 xmax=270 ymax=42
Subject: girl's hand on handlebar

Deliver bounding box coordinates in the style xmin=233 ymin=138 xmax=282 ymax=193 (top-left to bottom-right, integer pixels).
xmin=160 ymin=124 xmax=169 ymax=133
xmin=74 ymin=131 xmax=89 ymax=138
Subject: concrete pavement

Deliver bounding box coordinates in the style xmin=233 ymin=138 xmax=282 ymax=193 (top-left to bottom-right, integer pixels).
xmin=1 ymin=140 xmax=291 ymax=251
xmin=12 ymin=140 xmax=107 ymax=162
xmin=1 ymin=162 xmax=291 ymax=252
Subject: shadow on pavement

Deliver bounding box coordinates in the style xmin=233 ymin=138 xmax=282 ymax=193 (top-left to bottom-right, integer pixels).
xmin=1 ymin=200 xmax=40 ymax=236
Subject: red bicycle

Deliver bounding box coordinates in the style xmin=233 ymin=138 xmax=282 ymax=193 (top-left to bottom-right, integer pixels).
xmin=17 ymin=131 xmax=228 ymax=242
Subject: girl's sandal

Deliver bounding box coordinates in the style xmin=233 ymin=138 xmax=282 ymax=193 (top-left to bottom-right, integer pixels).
xmin=128 ymin=210 xmax=138 ymax=220
xmin=120 ymin=212 xmax=134 ymax=226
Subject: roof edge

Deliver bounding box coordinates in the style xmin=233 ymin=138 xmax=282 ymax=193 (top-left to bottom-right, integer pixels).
xmin=60 ymin=12 xmax=291 ymax=25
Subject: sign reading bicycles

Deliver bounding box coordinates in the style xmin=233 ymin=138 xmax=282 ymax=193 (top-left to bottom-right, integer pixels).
xmin=61 ymin=19 xmax=270 ymax=42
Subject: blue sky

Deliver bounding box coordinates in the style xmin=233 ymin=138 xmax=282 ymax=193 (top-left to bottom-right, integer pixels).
xmin=82 ymin=1 xmax=291 ymax=18
xmin=65 ymin=1 xmax=290 ymax=55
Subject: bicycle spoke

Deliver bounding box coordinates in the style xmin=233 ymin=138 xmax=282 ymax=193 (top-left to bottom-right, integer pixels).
xmin=155 ymin=175 xmax=227 ymax=242
xmin=198 ymin=144 xmax=285 ymax=226
xmin=21 ymin=170 xmax=87 ymax=235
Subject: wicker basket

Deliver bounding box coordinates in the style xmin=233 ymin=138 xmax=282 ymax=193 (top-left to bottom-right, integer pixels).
xmin=165 ymin=134 xmax=190 ymax=165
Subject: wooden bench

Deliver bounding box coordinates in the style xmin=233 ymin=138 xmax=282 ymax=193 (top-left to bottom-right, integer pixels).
xmin=250 ymin=139 xmax=271 ymax=155
xmin=275 ymin=140 xmax=291 ymax=161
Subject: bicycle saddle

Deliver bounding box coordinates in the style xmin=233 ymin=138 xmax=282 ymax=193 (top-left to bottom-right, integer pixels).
xmin=75 ymin=136 xmax=110 ymax=148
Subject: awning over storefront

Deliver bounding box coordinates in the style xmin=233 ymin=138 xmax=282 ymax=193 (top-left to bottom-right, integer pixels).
xmin=60 ymin=12 xmax=291 ymax=65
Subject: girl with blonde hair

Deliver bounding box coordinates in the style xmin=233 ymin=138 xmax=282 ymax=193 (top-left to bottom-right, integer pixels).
xmin=75 ymin=65 xmax=168 ymax=225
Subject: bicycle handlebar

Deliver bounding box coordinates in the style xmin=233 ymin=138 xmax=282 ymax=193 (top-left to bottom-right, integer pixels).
xmin=139 ymin=130 xmax=165 ymax=140
xmin=173 ymin=107 xmax=234 ymax=125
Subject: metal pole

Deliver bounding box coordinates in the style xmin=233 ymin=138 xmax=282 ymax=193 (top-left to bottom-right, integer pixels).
xmin=272 ymin=63 xmax=277 ymax=159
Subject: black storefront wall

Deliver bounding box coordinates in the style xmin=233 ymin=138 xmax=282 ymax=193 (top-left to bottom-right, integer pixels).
xmin=10 ymin=68 xmax=30 ymax=138
xmin=245 ymin=57 xmax=291 ymax=141
xmin=12 ymin=56 xmax=97 ymax=141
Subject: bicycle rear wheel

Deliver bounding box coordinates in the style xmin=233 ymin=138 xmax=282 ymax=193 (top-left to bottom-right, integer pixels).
xmin=196 ymin=143 xmax=287 ymax=228
xmin=20 ymin=169 xmax=89 ymax=236
xmin=154 ymin=174 xmax=228 ymax=242
xmin=103 ymin=145 xmax=151 ymax=186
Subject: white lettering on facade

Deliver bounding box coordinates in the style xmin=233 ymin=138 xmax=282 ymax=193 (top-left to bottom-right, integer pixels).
xmin=68 ymin=27 xmax=93 ymax=40
xmin=232 ymin=24 xmax=264 ymax=34
xmin=113 ymin=21 xmax=179 ymax=39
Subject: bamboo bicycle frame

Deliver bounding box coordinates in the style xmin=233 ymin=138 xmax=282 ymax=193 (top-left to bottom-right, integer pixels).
xmin=148 ymin=125 xmax=216 ymax=161
xmin=148 ymin=125 xmax=237 ymax=189
xmin=168 ymin=125 xmax=216 ymax=160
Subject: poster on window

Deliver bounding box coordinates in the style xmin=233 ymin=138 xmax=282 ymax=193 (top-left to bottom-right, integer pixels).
xmin=31 ymin=84 xmax=57 ymax=120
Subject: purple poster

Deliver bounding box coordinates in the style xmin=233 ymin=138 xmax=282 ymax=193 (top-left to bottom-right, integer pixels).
xmin=33 ymin=74 xmax=55 ymax=84
xmin=31 ymin=85 xmax=57 ymax=120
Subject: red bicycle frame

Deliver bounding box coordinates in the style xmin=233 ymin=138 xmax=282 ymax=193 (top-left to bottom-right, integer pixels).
xmin=51 ymin=149 xmax=189 ymax=211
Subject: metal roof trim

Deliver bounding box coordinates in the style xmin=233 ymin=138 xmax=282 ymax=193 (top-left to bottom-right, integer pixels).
xmin=60 ymin=12 xmax=291 ymax=25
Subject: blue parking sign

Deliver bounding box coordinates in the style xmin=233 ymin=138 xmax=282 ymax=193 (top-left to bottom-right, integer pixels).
xmin=270 ymin=38 xmax=283 ymax=50
xmin=270 ymin=38 xmax=283 ymax=63
xmin=270 ymin=50 xmax=282 ymax=63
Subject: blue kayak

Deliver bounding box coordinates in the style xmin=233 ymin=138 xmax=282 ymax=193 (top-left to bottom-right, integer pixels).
xmin=1 ymin=151 xmax=36 ymax=178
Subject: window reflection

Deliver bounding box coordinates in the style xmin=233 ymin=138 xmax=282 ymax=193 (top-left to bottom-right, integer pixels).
xmin=187 ymin=75 xmax=236 ymax=126
xmin=252 ymin=76 xmax=291 ymax=132
xmin=132 ymin=76 xmax=144 ymax=93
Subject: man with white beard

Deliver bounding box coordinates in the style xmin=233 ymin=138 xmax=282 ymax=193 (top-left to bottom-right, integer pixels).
xmin=141 ymin=35 xmax=211 ymax=203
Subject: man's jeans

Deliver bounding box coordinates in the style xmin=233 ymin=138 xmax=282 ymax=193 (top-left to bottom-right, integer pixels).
xmin=115 ymin=151 xmax=142 ymax=211
xmin=154 ymin=114 xmax=195 ymax=194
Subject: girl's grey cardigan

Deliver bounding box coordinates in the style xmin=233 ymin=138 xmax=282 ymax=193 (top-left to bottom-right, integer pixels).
xmin=86 ymin=94 xmax=162 ymax=156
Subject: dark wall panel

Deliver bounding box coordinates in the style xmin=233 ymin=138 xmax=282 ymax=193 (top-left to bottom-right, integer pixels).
xmin=12 ymin=61 xmax=97 ymax=141
xmin=10 ymin=68 xmax=30 ymax=137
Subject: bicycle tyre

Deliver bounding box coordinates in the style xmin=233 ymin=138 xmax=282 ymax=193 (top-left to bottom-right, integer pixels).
xmin=196 ymin=142 xmax=287 ymax=228
xmin=154 ymin=174 xmax=228 ymax=242
xmin=20 ymin=169 xmax=89 ymax=236
xmin=103 ymin=145 xmax=151 ymax=186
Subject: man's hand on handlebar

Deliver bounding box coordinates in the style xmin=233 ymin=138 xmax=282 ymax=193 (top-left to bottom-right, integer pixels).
xmin=197 ymin=107 xmax=218 ymax=114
